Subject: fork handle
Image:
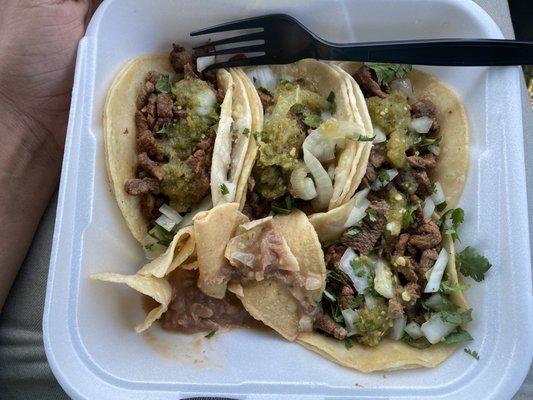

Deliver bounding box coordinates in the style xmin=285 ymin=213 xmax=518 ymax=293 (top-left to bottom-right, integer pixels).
xmin=323 ymin=39 xmax=533 ymax=66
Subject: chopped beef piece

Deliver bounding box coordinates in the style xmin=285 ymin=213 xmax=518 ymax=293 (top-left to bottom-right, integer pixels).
xmin=137 ymin=129 xmax=163 ymax=161
xmin=242 ymin=192 xmax=271 ymax=220
xmin=156 ymin=93 xmax=174 ymax=119
xmin=363 ymin=143 xmax=387 ymax=185
xmin=418 ymin=248 xmax=439 ymax=282
xmin=341 ymin=202 xmax=387 ymax=254
xmin=170 ymin=44 xmax=195 ymax=74
xmin=412 ymin=169 xmax=433 ymax=198
xmin=406 ymin=303 xmax=426 ymax=325
xmin=353 ymin=66 xmax=388 ymax=98
xmin=136 ymin=80 xmax=156 ymax=110
xmin=324 ymin=244 xmax=348 ymax=269
xmin=388 ymin=297 xmax=404 ymax=318
xmin=394 ymin=233 xmax=410 ymax=256
xmin=258 ymin=89 xmax=274 ymax=110
xmin=138 ymin=152 xmax=163 ymax=181
xmin=397 ymin=256 xmax=419 ymax=283
xmin=402 ymin=282 xmax=421 ymax=304
xmin=124 ymin=177 xmax=160 ymax=195
xmin=339 ymin=284 xmax=355 ymax=310
xmin=411 ymin=99 xmax=440 ymax=132
xmin=407 ymin=153 xmax=437 ymax=170
xmin=140 ymin=193 xmax=155 ymax=221
xmin=313 ymin=311 xmax=347 ymax=340
xmin=143 ymin=95 xmax=157 ymax=128
xmin=202 ymin=69 xmax=218 ymax=86
xmin=409 ymin=219 xmax=441 ymax=249
xmin=173 ymin=106 xmax=188 ymax=119
xmin=184 ymin=63 xmax=198 ymax=79
xmin=183 ymin=133 xmax=215 ymax=204
xmin=216 ymin=88 xmax=226 ymax=103
xmin=145 ymin=71 xmax=162 ymax=86
xmin=135 ymin=110 xmax=150 ymax=132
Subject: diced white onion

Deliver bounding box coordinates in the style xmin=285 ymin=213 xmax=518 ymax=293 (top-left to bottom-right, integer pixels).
xmin=221 ymin=180 xmax=236 ymax=203
xmin=365 ymin=295 xmax=377 ymax=309
xmin=246 ymin=66 xmax=277 ymax=94
xmin=155 ymin=214 xmax=176 ymax=232
xmin=424 ymin=248 xmax=449 ymax=293
xmin=389 ymin=316 xmax=407 ymax=340
xmin=390 ymin=78 xmax=413 ymax=97
xmin=421 ymin=312 xmax=457 ymax=344
xmin=142 ymin=234 xmax=166 ymax=260
xmin=303 ymin=130 xmax=338 ymax=162
xmin=428 ymin=145 xmax=440 ymax=156
xmin=373 ymin=127 xmax=387 ymax=143
xmin=344 ymin=188 xmax=370 ymax=228
xmin=194 ymin=87 xmax=218 ymax=117
xmin=159 ymin=204 xmax=183 ymax=225
xmin=404 ymin=321 xmax=424 ymax=339
xmin=423 ymin=197 xmax=435 ymax=219
xmin=371 ymin=169 xmax=398 ymax=191
xmin=341 ymin=308 xmax=359 ymax=336
xmin=178 ymin=196 xmax=213 ymax=228
xmin=373 ymin=259 xmax=394 ymax=299
xmin=339 ymin=248 xmax=370 ymax=294
xmin=303 ymin=148 xmax=333 ymax=210
xmin=196 ymin=55 xmax=215 ymax=73
xmin=430 ymin=181 xmax=446 ymax=205
xmin=327 ymin=164 xmax=336 ymax=181
xmin=410 ymin=116 xmax=434 ymax=134
xmin=290 ymin=164 xmax=317 ymax=200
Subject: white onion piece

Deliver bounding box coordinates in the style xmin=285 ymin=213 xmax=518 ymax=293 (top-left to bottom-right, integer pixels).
xmin=365 ymin=295 xmax=377 ymax=309
xmin=373 ymin=127 xmax=387 ymax=143
xmin=421 ymin=312 xmax=457 ymax=344
xmin=303 ymin=130 xmax=337 ymax=162
xmin=390 ymin=78 xmax=413 ymax=97
xmin=327 ymin=164 xmax=336 ymax=181
xmin=155 ymin=214 xmax=176 ymax=232
xmin=142 ymin=234 xmax=166 ymax=260
xmin=290 ymin=164 xmax=317 ymax=200
xmin=371 ymin=169 xmax=398 ymax=191
xmin=389 ymin=316 xmax=407 ymax=340
xmin=424 ymin=248 xmax=449 ymax=293
xmin=344 ymin=188 xmax=370 ymax=228
xmin=423 ymin=197 xmax=436 ymax=219
xmin=339 ymin=248 xmax=370 ymax=294
xmin=178 ymin=196 xmax=213 ymax=228
xmin=246 ymin=66 xmax=277 ymax=93
xmin=196 ymin=55 xmax=215 ymax=72
xmin=428 ymin=145 xmax=440 ymax=156
xmin=373 ymin=259 xmax=394 ymax=299
xmin=323 ymin=289 xmax=336 ymax=302
xmin=341 ymin=308 xmax=359 ymax=336
xmin=404 ymin=321 xmax=424 ymax=339
xmin=221 ymin=180 xmax=236 ymax=202
xmin=431 ymin=181 xmax=446 ymax=205
xmin=159 ymin=204 xmax=183 ymax=225
xmin=303 ymin=148 xmax=333 ymax=210
xmin=410 ymin=116 xmax=434 ymax=134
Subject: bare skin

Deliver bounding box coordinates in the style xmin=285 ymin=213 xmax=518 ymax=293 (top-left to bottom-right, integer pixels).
xmin=0 ymin=0 xmax=101 ymax=311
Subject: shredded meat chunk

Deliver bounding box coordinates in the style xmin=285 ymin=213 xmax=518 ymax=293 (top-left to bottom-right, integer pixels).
xmin=183 ymin=133 xmax=215 ymax=204
xmin=412 ymin=169 xmax=433 ymax=198
xmin=156 ymin=93 xmax=174 ymax=119
xmin=339 ymin=284 xmax=355 ymax=310
xmin=395 ymin=233 xmax=410 ymax=256
xmin=418 ymin=248 xmax=439 ymax=283
xmin=135 ymin=110 xmax=150 ymax=132
xmin=341 ymin=201 xmax=387 ymax=254
xmin=411 ymin=99 xmax=440 ymax=133
xmin=136 ymin=80 xmax=156 ymax=110
xmin=407 ymin=153 xmax=437 ymax=170
xmin=258 ymin=89 xmax=274 ymax=110
xmin=169 ymin=44 xmax=195 ymax=74
xmin=173 ymin=106 xmax=188 ymax=119
xmin=137 ymin=129 xmax=163 ymax=161
xmin=124 ymin=177 xmax=160 ymax=195
xmin=138 ymin=152 xmax=163 ymax=181
xmin=353 ymin=66 xmax=388 ymax=98
xmin=409 ymin=219 xmax=442 ymax=249
xmin=313 ymin=311 xmax=347 ymax=340
xmin=140 ymin=193 xmax=156 ymax=221
xmin=184 ymin=63 xmax=198 ymax=79
xmin=363 ymin=142 xmax=387 ymax=184
xmin=388 ymin=297 xmax=404 ymax=318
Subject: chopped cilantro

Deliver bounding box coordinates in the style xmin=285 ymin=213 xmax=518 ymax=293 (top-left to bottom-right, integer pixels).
xmin=438 ymin=208 xmax=464 ymax=241
xmin=258 ymin=87 xmax=272 ymax=95
xmin=144 ymin=243 xmax=155 ymax=251
xmin=419 ymin=136 xmax=442 ymax=148
xmin=330 ymin=303 xmax=344 ymax=324
xmin=444 ymin=327 xmax=473 ymax=344
xmin=271 ymin=195 xmax=294 ymax=215
xmin=155 ymin=74 xmax=171 ymax=93
xmin=349 ymin=294 xmax=364 ymax=309
xmin=402 ymin=332 xmax=432 ymax=349
xmin=343 ymin=226 xmax=361 ymax=237
xmin=422 ymin=293 xmax=458 ymax=312
xmin=327 ymin=91 xmax=336 ymax=113
xmin=157 ymin=123 xmax=176 ymax=138
xmin=439 ymin=278 xmax=470 ymax=294
xmin=363 ymin=286 xmax=380 ymax=297
xmin=456 ymin=247 xmax=492 ymax=282
xmin=356 ymin=134 xmax=376 ymax=142
xmin=464 ymin=348 xmax=479 ymax=360
xmin=440 ymin=309 xmax=472 ymax=325
xmin=350 ymin=258 xmax=366 ymax=277
xmin=345 ymin=337 xmax=355 ymax=350
xmin=367 ymin=209 xmax=378 ymax=222
xmin=436 ymin=201 xmax=448 ymax=212
xmin=326 ymin=269 xmax=345 ymax=284
xmin=204 ymin=329 xmax=217 ymax=339
xmin=253 ymin=131 xmax=264 ymax=142
xmin=220 ymin=183 xmax=229 ymax=196
xmin=152 ymin=225 xmax=174 ymax=246
xmin=402 ymin=204 xmax=419 ymax=229
xmin=279 ymin=78 xmax=292 ymax=85
xmin=364 ymin=63 xmax=413 ymax=85
xmin=242 ymin=128 xmax=250 ymax=137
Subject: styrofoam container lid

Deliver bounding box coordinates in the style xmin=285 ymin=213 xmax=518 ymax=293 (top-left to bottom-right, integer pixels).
xmin=43 ymin=0 xmax=533 ymax=399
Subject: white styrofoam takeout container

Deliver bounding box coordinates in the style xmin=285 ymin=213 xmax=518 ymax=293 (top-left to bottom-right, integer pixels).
xmin=43 ymin=0 xmax=533 ymax=398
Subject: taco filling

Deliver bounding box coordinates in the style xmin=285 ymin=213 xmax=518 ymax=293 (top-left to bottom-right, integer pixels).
xmin=124 ymin=45 xmax=222 ymax=252
xmin=312 ymin=63 xmax=491 ymax=350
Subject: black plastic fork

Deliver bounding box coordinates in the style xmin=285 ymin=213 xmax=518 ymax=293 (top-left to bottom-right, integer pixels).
xmin=191 ymin=13 xmax=533 ymax=70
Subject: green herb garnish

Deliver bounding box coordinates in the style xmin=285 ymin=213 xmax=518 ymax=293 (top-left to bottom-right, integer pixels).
xmin=155 ymin=74 xmax=172 ymax=93
xmin=253 ymin=131 xmax=264 ymax=142
xmin=350 ymin=258 xmax=366 ymax=277
xmin=327 ymin=91 xmax=336 ymax=113
xmin=444 ymin=328 xmax=473 ymax=344
xmin=456 ymin=247 xmax=492 ymax=282
xmin=439 ymin=278 xmax=470 ymax=294
xmin=220 ymin=183 xmax=229 ymax=196
xmin=440 ymin=309 xmax=473 ymax=325
xmin=157 ymin=123 xmax=176 ymax=138
xmin=356 ymin=134 xmax=375 ymax=142
xmin=242 ymin=128 xmax=250 ymax=137
xmin=344 ymin=226 xmax=361 ymax=238
xmin=368 ymin=209 xmax=378 ymax=222
xmin=438 ymin=208 xmax=464 ymax=241
xmin=364 ymin=63 xmax=413 ymax=85
xmin=464 ymin=348 xmax=479 ymax=360
xmin=402 ymin=332 xmax=432 ymax=349
xmin=348 ymin=294 xmax=364 ymax=309
xmin=436 ymin=201 xmax=448 ymax=212
xmin=344 ymin=337 xmax=355 ymax=350
xmin=271 ymin=195 xmax=294 ymax=215
xmin=402 ymin=204 xmax=419 ymax=229
xmin=204 ymin=329 xmax=217 ymax=339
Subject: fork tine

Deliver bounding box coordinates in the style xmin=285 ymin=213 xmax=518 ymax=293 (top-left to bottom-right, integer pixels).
xmin=204 ymin=55 xmax=270 ymax=71
xmin=190 ymin=15 xmax=271 ymax=36
xmin=193 ymin=31 xmax=264 ymax=50
xmin=197 ymin=44 xmax=265 ymax=57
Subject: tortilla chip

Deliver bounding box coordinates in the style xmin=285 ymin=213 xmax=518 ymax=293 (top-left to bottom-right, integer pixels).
xmin=90 ymin=273 xmax=171 ymax=333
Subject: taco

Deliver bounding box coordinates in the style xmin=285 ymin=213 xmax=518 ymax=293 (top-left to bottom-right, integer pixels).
xmin=103 ymin=44 xmax=254 ymax=257
xmin=240 ymin=59 xmax=373 ymax=218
